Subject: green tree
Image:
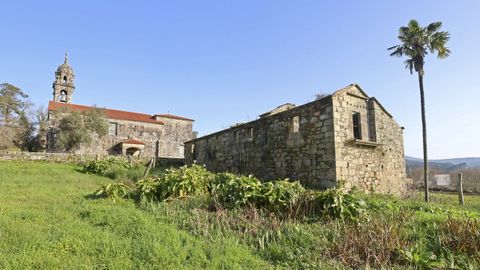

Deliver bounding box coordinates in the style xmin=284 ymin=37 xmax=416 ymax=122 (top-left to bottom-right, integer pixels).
xmin=14 ymin=112 xmax=36 ymax=151
xmin=388 ymin=20 xmax=450 ymax=202
xmin=0 ymin=83 xmax=29 ymax=125
xmin=55 ymin=108 xmax=108 ymax=152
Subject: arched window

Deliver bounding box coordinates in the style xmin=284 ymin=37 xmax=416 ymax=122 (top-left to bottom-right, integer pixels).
xmin=63 ymin=76 xmax=68 ymax=84
xmin=59 ymin=90 xmax=68 ymax=102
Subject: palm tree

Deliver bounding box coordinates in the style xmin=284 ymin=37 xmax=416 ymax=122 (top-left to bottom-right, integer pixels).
xmin=388 ymin=20 xmax=450 ymax=202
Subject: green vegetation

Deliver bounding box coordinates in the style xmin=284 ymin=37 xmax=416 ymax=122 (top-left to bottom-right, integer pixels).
xmin=52 ymin=108 xmax=109 ymax=152
xmin=0 ymin=162 xmax=267 ymax=269
xmin=82 ymin=158 xmax=144 ymax=182
xmin=1 ymin=161 xmax=479 ymax=269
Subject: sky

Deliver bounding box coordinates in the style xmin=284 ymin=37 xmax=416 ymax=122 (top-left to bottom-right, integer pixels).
xmin=1 ymin=1 xmax=479 ymax=159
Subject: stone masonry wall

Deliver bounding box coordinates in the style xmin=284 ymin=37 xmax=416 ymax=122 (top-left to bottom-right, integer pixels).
xmin=185 ymin=84 xmax=407 ymax=195
xmin=0 ymin=151 xmax=150 ymax=163
xmin=185 ymin=97 xmax=337 ymax=188
xmin=332 ymin=85 xmax=407 ymax=195
xmin=48 ymin=116 xmax=193 ymax=158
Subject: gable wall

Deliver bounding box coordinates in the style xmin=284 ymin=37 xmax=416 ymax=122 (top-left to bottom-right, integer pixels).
xmin=332 ymin=87 xmax=407 ymax=195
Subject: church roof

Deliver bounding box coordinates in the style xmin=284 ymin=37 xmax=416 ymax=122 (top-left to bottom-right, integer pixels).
xmin=153 ymin=114 xmax=194 ymax=121
xmin=48 ymin=101 xmax=169 ymax=125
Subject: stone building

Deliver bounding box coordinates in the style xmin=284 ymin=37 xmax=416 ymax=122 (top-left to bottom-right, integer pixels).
xmin=47 ymin=54 xmax=194 ymax=158
xmin=185 ymin=84 xmax=407 ymax=194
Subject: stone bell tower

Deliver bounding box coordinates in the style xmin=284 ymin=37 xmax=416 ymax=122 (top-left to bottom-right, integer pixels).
xmin=52 ymin=52 xmax=75 ymax=103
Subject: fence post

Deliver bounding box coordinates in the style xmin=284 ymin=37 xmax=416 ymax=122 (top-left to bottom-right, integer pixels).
xmin=142 ymin=158 xmax=154 ymax=178
xmin=457 ymin=173 xmax=464 ymax=205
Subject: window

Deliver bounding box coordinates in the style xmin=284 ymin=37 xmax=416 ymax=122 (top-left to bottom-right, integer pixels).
xmin=63 ymin=76 xmax=68 ymax=84
xmin=108 ymin=122 xmax=118 ymax=136
xmin=59 ymin=90 xmax=67 ymax=102
xmin=352 ymin=112 xmax=362 ymax=140
xmin=247 ymin=127 xmax=253 ymax=140
xmin=292 ymin=116 xmax=299 ymax=133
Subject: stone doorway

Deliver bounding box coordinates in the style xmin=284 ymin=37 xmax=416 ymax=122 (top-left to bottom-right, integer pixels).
xmin=125 ymin=147 xmax=141 ymax=157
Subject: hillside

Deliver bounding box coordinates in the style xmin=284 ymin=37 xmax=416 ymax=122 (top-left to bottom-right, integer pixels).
xmin=406 ymin=156 xmax=480 ymax=172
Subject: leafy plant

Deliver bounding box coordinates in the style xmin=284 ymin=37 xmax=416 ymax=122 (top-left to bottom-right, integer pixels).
xmin=210 ymin=173 xmax=263 ymax=209
xmin=136 ymin=177 xmax=161 ymax=203
xmin=82 ymin=158 xmax=131 ymax=176
xmin=82 ymin=157 xmax=132 ymax=179
xmin=260 ymin=179 xmax=305 ymax=212
xmin=312 ymin=189 xmax=366 ymax=221
xmin=95 ymin=183 xmax=133 ymax=201
xmin=400 ymin=246 xmax=446 ymax=270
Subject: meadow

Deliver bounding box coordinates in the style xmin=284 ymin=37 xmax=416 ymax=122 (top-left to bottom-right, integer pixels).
xmin=0 ymin=161 xmax=479 ymax=269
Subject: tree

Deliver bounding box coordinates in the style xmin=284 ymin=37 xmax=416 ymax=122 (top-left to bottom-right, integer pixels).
xmin=388 ymin=20 xmax=450 ymax=202
xmin=54 ymin=108 xmax=108 ymax=152
xmin=33 ymin=107 xmax=48 ymax=151
xmin=0 ymin=83 xmax=29 ymax=125
xmin=14 ymin=112 xmax=36 ymax=151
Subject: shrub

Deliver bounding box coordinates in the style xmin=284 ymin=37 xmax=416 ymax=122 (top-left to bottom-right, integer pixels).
xmin=313 ymin=188 xmax=366 ymax=221
xmin=158 ymin=165 xmax=214 ymax=200
xmin=95 ymin=183 xmax=133 ymax=201
xmin=260 ymin=180 xmax=305 ymax=212
xmin=135 ymin=165 xmax=215 ymax=203
xmin=136 ymin=177 xmax=161 ymax=203
xmin=210 ymin=173 xmax=263 ymax=209
xmin=82 ymin=158 xmax=130 ymax=175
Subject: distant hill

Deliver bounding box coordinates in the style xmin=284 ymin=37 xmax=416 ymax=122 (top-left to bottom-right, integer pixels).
xmin=405 ymin=156 xmax=480 ymax=172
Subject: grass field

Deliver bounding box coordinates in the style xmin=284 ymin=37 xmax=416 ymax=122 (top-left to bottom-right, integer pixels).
xmin=1 ymin=161 xmax=479 ymax=269
xmin=0 ymin=162 xmax=267 ymax=269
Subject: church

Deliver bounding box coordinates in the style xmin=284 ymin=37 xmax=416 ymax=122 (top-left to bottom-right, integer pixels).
xmin=47 ymin=54 xmax=194 ymax=158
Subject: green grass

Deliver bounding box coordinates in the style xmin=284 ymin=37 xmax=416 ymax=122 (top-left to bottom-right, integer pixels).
xmin=0 ymin=162 xmax=268 ymax=269
xmin=1 ymin=161 xmax=479 ymax=269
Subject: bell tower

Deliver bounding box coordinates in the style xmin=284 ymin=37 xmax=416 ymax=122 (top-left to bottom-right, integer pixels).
xmin=53 ymin=52 xmax=75 ymax=103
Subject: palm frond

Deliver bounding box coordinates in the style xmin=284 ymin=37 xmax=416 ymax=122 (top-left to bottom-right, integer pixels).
xmin=403 ymin=59 xmax=414 ymax=74
xmin=389 ymin=19 xmax=450 ymax=74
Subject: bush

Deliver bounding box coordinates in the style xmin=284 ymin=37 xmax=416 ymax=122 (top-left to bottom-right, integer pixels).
xmin=260 ymin=180 xmax=305 ymax=212
xmin=313 ymin=188 xmax=366 ymax=221
xmin=95 ymin=183 xmax=133 ymax=201
xmin=135 ymin=165 xmax=215 ymax=203
xmin=211 ymin=173 xmax=263 ymax=209
xmin=82 ymin=158 xmax=130 ymax=175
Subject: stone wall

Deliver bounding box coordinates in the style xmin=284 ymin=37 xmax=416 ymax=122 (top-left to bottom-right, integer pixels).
xmin=185 ymin=97 xmax=337 ymax=188
xmin=331 ymin=85 xmax=407 ymax=195
xmin=0 ymin=151 xmax=184 ymax=166
xmin=185 ymin=84 xmax=407 ymax=195
xmin=48 ymin=116 xmax=193 ymax=158
xmin=0 ymin=151 xmax=144 ymax=163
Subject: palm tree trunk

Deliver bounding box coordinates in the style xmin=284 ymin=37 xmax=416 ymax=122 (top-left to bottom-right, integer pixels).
xmin=418 ymin=71 xmax=429 ymax=203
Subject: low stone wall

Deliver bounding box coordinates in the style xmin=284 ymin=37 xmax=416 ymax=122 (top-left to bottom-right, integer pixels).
xmin=0 ymin=151 xmax=149 ymax=164
xmin=155 ymin=157 xmax=185 ymax=168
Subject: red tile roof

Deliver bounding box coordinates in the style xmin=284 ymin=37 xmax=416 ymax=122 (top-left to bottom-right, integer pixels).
xmin=121 ymin=139 xmax=145 ymax=145
xmin=48 ymin=101 xmax=185 ymax=125
xmin=153 ymin=114 xmax=194 ymax=122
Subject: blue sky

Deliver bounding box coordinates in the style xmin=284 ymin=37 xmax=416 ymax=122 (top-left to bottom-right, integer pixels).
xmin=1 ymin=1 xmax=479 ymax=159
